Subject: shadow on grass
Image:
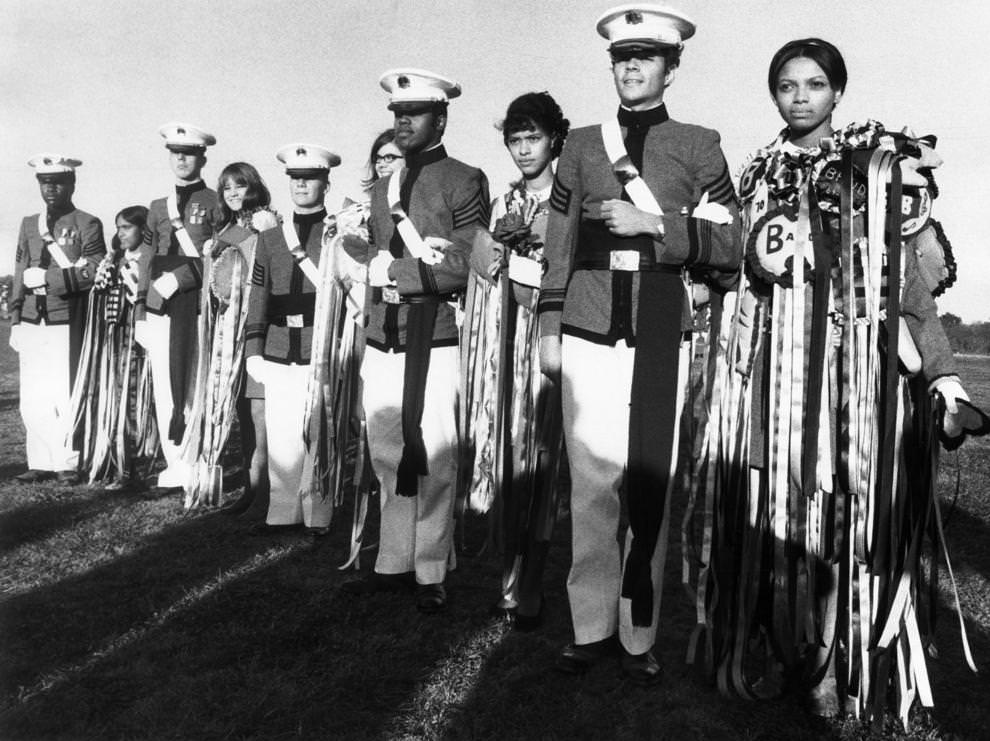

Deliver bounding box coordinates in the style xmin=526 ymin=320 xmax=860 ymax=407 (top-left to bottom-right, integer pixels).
xmin=0 ymin=486 xmax=139 ymax=555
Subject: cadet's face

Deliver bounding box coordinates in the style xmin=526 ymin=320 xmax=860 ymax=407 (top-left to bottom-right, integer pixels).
xmin=374 ymin=141 xmax=405 ymax=179
xmin=116 ymin=217 xmax=143 ymax=251
xmin=611 ymin=50 xmax=673 ymax=110
xmin=169 ymin=150 xmax=205 ymax=181
xmin=223 ymin=179 xmax=249 ymax=212
xmin=506 ymin=126 xmax=554 ymax=180
xmin=773 ymin=57 xmax=839 ymax=140
xmin=290 ymin=176 xmax=328 ymax=209
xmin=393 ymin=107 xmax=443 ymax=154
xmin=38 ymin=177 xmax=74 ymax=209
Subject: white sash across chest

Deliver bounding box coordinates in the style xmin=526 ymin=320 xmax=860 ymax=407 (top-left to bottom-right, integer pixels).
xmin=166 ymin=194 xmax=202 ymax=258
xmin=600 ymin=119 xmax=664 ymax=216
xmin=280 ymin=220 xmax=322 ymax=288
xmin=36 ymin=213 xmax=73 ymax=268
xmin=386 ymin=168 xmax=431 ymax=260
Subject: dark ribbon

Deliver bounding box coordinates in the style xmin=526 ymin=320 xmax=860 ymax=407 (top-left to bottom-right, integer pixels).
xmin=801 ymin=182 xmax=833 ymax=496
xmin=611 ymin=104 xmax=684 ymax=627
xmin=391 ymin=150 xmax=446 ymax=496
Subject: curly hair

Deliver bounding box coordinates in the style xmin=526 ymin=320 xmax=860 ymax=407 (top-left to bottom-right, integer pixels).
xmin=498 ymin=91 xmax=570 ymax=159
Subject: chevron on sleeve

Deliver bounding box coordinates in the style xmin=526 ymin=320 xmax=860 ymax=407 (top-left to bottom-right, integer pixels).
xmin=549 ymin=176 xmax=572 ymax=214
xmin=251 ymin=260 xmax=265 ymax=287
xmin=702 ymin=159 xmax=737 ymax=206
xmin=452 ymin=190 xmax=487 ymax=229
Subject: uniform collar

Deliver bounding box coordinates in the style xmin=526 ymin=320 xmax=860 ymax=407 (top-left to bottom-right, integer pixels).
xmin=293 ymin=207 xmax=327 ymax=224
xmin=617 ymin=103 xmax=669 ymax=130
xmin=404 ymin=143 xmax=447 ymax=169
xmin=175 ymin=180 xmax=206 ymax=196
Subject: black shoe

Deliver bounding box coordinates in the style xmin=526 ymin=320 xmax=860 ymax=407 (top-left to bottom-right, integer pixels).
xmin=306 ymin=526 xmax=331 ymax=537
xmin=15 ymin=469 xmax=54 ymax=483
xmin=56 ymin=471 xmax=81 ymax=486
xmin=341 ymin=572 xmax=416 ymax=596
xmin=416 ymin=583 xmax=447 ymax=614
xmin=621 ymin=649 xmax=662 ymax=686
xmin=555 ymin=636 xmax=615 ymax=674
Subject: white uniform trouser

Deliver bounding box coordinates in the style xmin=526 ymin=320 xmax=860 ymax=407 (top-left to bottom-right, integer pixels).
xmin=361 ymin=345 xmax=458 ymax=585
xmin=17 ymin=322 xmax=78 ymax=472
xmin=262 ymin=360 xmax=332 ymax=528
xmin=144 ymin=312 xmax=191 ymax=488
xmin=561 ymin=334 xmax=688 ymax=655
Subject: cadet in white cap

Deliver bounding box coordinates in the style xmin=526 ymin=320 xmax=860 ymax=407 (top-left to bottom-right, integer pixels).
xmin=134 ymin=122 xmax=220 ymax=495
xmin=342 ymin=68 xmax=490 ymax=613
xmin=240 ymin=143 xmax=343 ymax=531
xmin=538 ymin=4 xmax=742 ymax=682
xmin=10 ymin=155 xmax=106 ymax=484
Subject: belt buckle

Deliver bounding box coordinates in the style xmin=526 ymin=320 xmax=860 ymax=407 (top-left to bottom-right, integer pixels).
xmin=286 ymin=314 xmax=304 ymax=328
xmin=382 ymin=286 xmax=401 ymax=304
xmin=609 ymin=250 xmax=640 ymax=271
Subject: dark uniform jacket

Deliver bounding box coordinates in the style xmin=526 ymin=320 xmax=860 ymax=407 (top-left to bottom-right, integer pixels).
xmin=245 ymin=211 xmax=325 ymax=365
xmin=363 ymin=145 xmax=490 ymax=351
xmin=11 ymin=207 xmax=105 ymax=325
xmin=539 ymin=106 xmax=742 ymax=344
xmin=137 ymin=181 xmax=219 ymax=318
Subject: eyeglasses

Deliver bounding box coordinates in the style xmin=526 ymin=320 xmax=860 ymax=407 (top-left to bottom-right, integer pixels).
xmin=375 ymin=154 xmax=403 ymax=164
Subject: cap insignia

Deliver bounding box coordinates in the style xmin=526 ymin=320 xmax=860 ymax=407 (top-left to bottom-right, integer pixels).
xmin=397 ymin=75 xmax=410 ymax=88
xmin=296 ymin=147 xmax=307 ymax=156
xmin=177 ymin=127 xmax=186 ymax=135
xmin=43 ymin=157 xmax=52 ymax=165
xmin=625 ymin=10 xmax=643 ymax=24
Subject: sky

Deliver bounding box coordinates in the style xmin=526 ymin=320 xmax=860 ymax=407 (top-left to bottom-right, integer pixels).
xmin=3 ymin=0 xmax=989 ymax=321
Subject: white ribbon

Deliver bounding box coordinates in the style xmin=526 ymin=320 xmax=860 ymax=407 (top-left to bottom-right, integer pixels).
xmin=600 ymin=119 xmax=663 ymax=216
xmin=166 ymin=195 xmax=202 ymax=258
xmin=281 ymin=219 xmax=322 ymax=288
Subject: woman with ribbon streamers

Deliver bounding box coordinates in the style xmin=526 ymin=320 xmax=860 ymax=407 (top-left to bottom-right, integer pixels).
xmin=686 ymin=38 xmax=986 ymax=724
xmin=463 ymin=91 xmax=570 ymax=631
xmin=72 ymin=205 xmax=158 ymax=490
xmin=183 ymin=162 xmax=277 ymax=509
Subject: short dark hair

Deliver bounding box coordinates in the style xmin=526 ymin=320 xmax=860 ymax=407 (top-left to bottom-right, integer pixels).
xmin=499 ymin=91 xmax=570 ymax=158
xmin=768 ymin=38 xmax=847 ymax=95
xmin=217 ymin=162 xmax=271 ymax=228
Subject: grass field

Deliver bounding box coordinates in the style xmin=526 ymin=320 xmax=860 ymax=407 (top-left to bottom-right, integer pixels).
xmin=1 ymin=319 xmax=989 ymax=741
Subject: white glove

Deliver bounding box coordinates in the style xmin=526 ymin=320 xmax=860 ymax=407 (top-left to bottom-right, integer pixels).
xmin=246 ymin=355 xmax=267 ymax=384
xmin=153 ymin=272 xmax=179 ymax=299
xmin=508 ymin=254 xmax=543 ymax=287
xmin=933 ymin=377 xmax=969 ymax=438
xmin=9 ymin=324 xmax=22 ymax=352
xmin=691 ymin=192 xmax=733 ymax=225
xmin=23 ymin=267 xmax=46 ymax=289
xmin=421 ymin=236 xmax=452 ymax=266
xmin=368 ymin=251 xmax=395 ymax=287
